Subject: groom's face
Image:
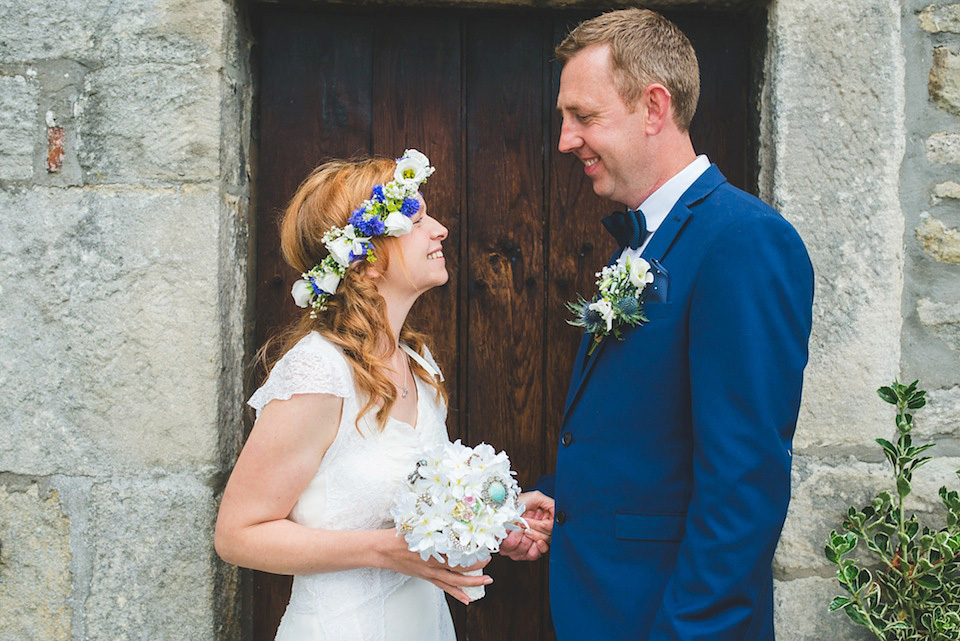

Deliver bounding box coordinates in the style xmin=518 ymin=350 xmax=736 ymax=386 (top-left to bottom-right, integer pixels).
xmin=557 ymin=44 xmax=650 ymax=208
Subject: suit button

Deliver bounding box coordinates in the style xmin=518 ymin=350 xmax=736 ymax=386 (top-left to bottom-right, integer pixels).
xmin=556 ymin=510 xmax=567 ymax=525
xmin=561 ymin=432 xmax=573 ymax=446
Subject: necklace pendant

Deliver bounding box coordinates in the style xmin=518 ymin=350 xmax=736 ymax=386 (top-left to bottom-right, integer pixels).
xmin=401 ymin=386 xmax=409 ymax=398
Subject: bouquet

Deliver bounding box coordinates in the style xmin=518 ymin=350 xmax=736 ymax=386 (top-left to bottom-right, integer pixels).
xmin=390 ymin=439 xmax=528 ymax=600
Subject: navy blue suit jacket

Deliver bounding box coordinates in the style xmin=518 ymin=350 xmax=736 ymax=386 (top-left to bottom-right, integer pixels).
xmin=537 ymin=166 xmax=813 ymax=640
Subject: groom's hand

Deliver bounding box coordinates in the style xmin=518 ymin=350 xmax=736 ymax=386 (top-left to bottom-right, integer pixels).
xmin=500 ymin=491 xmax=554 ymax=561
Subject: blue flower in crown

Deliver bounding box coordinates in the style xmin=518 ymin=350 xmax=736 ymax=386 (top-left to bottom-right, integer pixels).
xmin=372 ymin=185 xmax=386 ymax=202
xmin=348 ymin=240 xmax=375 ymax=263
xmin=349 ymin=208 xmax=387 ymax=237
xmin=401 ymin=197 xmax=420 ymax=218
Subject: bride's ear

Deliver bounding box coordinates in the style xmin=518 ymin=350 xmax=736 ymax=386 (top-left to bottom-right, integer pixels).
xmin=362 ymin=259 xmax=383 ymax=281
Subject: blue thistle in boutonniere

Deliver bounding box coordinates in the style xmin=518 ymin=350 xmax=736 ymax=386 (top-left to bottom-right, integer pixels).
xmin=567 ymin=253 xmax=655 ymax=355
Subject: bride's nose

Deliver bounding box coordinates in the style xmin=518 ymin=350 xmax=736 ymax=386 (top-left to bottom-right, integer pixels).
xmin=432 ymin=219 xmax=448 ymax=241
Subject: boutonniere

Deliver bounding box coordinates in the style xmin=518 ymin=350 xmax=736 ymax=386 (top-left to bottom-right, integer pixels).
xmin=566 ymin=253 xmax=654 ymax=356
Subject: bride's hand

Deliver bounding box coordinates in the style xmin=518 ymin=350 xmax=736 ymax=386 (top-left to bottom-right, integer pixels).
xmin=377 ymin=529 xmax=492 ymax=605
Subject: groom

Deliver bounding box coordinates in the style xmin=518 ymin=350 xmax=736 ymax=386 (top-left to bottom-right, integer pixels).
xmin=502 ymin=8 xmax=814 ymax=640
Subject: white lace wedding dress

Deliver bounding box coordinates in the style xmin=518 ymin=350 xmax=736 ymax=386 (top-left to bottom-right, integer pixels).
xmin=247 ymin=331 xmax=456 ymax=641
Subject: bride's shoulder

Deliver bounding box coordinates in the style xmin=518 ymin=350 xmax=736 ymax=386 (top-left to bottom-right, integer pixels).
xmin=248 ymin=332 xmax=353 ymax=416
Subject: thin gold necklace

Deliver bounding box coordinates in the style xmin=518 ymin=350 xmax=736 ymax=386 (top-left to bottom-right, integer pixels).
xmin=396 ymin=349 xmax=409 ymax=398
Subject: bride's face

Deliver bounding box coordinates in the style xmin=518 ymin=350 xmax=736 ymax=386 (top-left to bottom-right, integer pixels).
xmin=381 ymin=195 xmax=449 ymax=295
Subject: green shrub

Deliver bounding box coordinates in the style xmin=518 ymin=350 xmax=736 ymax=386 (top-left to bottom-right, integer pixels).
xmin=825 ymin=380 xmax=960 ymax=640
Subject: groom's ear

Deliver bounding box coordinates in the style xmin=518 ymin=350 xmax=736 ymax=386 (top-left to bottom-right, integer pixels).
xmin=640 ymin=83 xmax=673 ymax=136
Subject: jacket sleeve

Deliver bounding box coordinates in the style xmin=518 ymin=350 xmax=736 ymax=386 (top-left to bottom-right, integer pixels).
xmin=529 ymin=474 xmax=555 ymax=497
xmin=648 ymin=213 xmax=814 ymax=640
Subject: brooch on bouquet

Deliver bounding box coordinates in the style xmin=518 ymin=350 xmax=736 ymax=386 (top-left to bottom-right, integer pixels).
xmin=390 ymin=440 xmax=528 ymax=601
xmin=567 ymin=253 xmax=655 ymax=356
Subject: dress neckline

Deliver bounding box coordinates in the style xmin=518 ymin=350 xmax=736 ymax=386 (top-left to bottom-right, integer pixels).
xmin=386 ymin=366 xmax=422 ymax=430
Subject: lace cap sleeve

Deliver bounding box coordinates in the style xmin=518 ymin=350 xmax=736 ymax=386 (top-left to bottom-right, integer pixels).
xmin=247 ymin=332 xmax=353 ymax=417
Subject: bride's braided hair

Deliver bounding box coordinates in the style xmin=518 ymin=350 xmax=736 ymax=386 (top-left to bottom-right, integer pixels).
xmin=257 ymin=156 xmax=447 ymax=431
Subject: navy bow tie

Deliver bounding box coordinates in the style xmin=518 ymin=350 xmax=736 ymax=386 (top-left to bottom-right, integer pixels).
xmin=601 ymin=208 xmax=649 ymax=250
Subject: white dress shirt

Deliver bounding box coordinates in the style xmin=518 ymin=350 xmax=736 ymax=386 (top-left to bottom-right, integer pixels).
xmin=623 ymin=154 xmax=710 ymax=259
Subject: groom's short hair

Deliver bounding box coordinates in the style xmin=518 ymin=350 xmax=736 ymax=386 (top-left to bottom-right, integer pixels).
xmin=556 ymin=8 xmax=700 ymax=132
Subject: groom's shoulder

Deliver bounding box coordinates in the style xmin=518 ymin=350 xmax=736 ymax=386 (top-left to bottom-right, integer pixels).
xmin=708 ymin=180 xmax=778 ymax=220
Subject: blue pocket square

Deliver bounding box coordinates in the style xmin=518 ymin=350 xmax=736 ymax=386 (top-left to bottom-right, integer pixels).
xmin=645 ymin=259 xmax=669 ymax=304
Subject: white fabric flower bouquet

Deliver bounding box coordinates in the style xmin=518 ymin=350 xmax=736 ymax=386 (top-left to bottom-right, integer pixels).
xmin=390 ymin=439 xmax=527 ymax=601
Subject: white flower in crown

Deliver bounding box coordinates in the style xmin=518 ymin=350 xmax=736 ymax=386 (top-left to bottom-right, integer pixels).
xmin=394 ymin=149 xmax=435 ymax=185
xmin=291 ymin=279 xmax=314 ymax=308
xmin=313 ymin=269 xmax=342 ymax=295
xmin=325 ymin=225 xmax=368 ymax=267
xmin=384 ymin=211 xmax=413 ymax=237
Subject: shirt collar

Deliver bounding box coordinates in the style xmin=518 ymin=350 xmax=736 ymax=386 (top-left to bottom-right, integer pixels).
xmin=636 ymin=154 xmax=710 ymax=232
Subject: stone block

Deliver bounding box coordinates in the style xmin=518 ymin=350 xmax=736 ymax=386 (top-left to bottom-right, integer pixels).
xmin=917 ymin=298 xmax=960 ymax=351
xmin=765 ymin=0 xmax=904 ymax=449
xmin=916 ymin=213 xmax=960 ymax=263
xmin=930 ymin=47 xmax=960 ymax=116
xmin=78 ymin=63 xmax=219 ymax=184
xmin=0 ymin=481 xmax=72 ymax=640
xmin=0 ymin=186 xmax=222 ymax=476
xmin=925 ymin=132 xmax=960 ymax=164
xmin=774 ymin=577 xmax=873 ymax=641
xmin=919 ymin=3 xmax=960 ymax=34
xmin=0 ymin=0 xmax=222 ymax=65
xmin=932 ymin=181 xmax=960 ymax=202
xmin=776 ymin=456 xmax=890 ymax=575
xmin=776 ymin=455 xmax=960 ymax=576
xmin=0 ymin=75 xmax=38 ymax=180
xmin=921 ymin=385 xmax=960 ymax=439
xmin=83 ymin=476 xmax=216 ymax=640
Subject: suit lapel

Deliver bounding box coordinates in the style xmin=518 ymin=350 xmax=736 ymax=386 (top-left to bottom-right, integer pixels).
xmin=561 ymin=165 xmax=728 ymax=422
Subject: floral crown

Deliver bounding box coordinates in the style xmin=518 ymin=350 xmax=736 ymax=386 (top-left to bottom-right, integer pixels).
xmin=291 ymin=149 xmax=436 ymax=317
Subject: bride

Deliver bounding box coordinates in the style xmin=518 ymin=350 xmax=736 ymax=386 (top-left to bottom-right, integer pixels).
xmin=214 ymin=150 xmax=489 ymax=640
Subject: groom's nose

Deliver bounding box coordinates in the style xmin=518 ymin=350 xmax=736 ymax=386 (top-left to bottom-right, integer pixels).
xmin=558 ymin=116 xmax=580 ymax=154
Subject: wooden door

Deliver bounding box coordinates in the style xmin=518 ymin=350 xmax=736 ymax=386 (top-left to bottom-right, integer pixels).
xmin=252 ymin=6 xmax=757 ymax=640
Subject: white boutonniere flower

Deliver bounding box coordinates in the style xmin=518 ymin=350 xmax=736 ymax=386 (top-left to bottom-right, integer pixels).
xmin=567 ymin=253 xmax=655 ymax=355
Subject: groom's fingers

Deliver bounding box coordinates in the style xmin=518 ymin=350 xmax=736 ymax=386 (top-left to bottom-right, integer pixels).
xmin=524 ymin=518 xmax=554 ymax=538
xmin=500 ymin=529 xmax=534 ymax=559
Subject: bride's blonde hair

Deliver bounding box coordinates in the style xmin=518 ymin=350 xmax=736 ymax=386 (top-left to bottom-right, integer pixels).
xmin=258 ymin=156 xmax=447 ymax=430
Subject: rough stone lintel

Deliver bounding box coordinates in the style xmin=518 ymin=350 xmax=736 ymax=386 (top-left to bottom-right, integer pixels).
xmin=258 ymin=0 xmax=765 ymax=8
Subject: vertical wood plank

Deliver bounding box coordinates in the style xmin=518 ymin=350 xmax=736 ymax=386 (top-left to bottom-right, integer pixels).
xmin=371 ymin=12 xmax=463 ymax=440
xmin=464 ymin=14 xmax=546 ymax=641
xmin=253 ymin=8 xmax=372 ymax=641
xmin=255 ymin=7 xmax=373 ymax=353
xmin=370 ymin=12 xmax=468 ymax=633
xmin=669 ymin=11 xmax=753 ymax=191
xmin=544 ymin=12 xmax=616 ymax=474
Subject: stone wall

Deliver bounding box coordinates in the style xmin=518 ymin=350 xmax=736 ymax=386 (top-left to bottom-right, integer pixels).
xmin=0 ymin=0 xmax=250 ymax=639
xmin=1 ymin=0 xmax=958 ymax=639
xmin=767 ymin=1 xmax=960 ymax=639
